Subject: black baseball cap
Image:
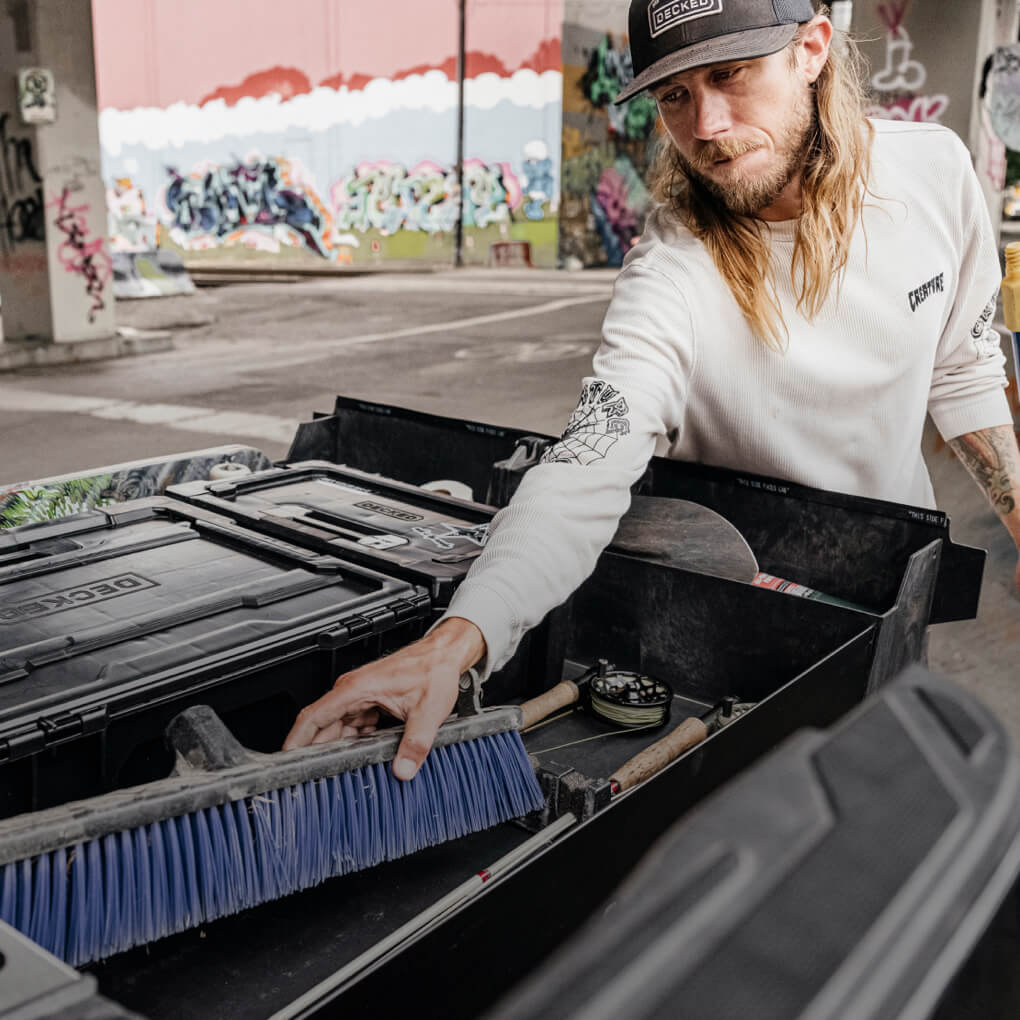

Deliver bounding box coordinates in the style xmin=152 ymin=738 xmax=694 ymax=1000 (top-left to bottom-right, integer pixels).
xmin=614 ymin=0 xmax=816 ymax=104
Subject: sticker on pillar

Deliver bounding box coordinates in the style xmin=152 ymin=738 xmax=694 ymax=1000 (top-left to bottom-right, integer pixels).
xmin=17 ymin=69 xmax=56 ymax=125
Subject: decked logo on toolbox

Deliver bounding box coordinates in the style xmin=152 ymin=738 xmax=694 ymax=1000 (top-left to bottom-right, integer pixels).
xmin=0 ymin=573 xmax=159 ymax=624
xmin=354 ymin=501 xmax=424 ymax=523
xmin=649 ymin=0 xmax=722 ymax=38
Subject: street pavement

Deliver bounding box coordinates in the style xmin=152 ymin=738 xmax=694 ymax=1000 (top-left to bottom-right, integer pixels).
xmin=0 ymin=267 xmax=1016 ymax=739
xmin=0 ymin=269 xmax=615 ymax=481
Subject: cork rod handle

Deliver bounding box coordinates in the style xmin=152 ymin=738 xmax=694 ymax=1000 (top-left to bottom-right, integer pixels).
xmin=519 ymin=681 xmax=581 ymax=730
xmin=610 ymin=716 xmax=708 ymax=794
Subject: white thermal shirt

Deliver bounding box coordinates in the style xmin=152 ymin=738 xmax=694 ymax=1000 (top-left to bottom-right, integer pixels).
xmin=442 ymin=119 xmax=1013 ymax=676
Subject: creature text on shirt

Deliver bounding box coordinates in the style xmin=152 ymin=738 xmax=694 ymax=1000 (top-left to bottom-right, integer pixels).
xmin=541 ymin=380 xmax=633 ymax=465
xmin=908 ymin=271 xmax=945 ymax=312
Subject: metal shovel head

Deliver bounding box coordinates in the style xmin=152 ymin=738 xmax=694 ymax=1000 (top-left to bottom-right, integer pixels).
xmin=609 ymin=496 xmax=759 ymax=582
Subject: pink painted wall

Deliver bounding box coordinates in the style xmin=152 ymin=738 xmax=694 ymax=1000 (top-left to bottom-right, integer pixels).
xmin=93 ymin=0 xmax=562 ymax=110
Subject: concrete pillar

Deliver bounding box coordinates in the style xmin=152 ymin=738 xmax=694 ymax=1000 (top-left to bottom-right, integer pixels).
xmin=0 ymin=0 xmax=114 ymax=343
xmin=852 ymin=0 xmax=1020 ymax=234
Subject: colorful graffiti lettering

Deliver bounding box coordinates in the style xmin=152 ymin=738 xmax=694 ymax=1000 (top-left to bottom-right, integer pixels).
xmin=522 ymin=140 xmax=555 ymax=221
xmin=164 ymin=157 xmax=333 ymax=256
xmin=331 ymin=160 xmax=523 ymax=235
xmin=580 ymin=35 xmax=658 ymax=141
xmin=49 ymin=187 xmax=112 ymax=323
xmin=107 ymin=177 xmax=158 ymax=252
xmin=561 ymin=143 xmax=616 ymax=200
xmin=591 ymin=158 xmax=649 ymax=267
xmin=0 ymin=113 xmax=44 ymax=254
xmin=561 ymin=144 xmax=649 ymax=267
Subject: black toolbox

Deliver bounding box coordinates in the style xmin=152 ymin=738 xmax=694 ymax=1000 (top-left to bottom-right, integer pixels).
xmin=487 ymin=666 xmax=1020 ymax=1020
xmin=87 ymin=549 xmax=884 ymax=1019
xmin=167 ymin=461 xmax=496 ymax=609
xmin=0 ymin=497 xmax=430 ymax=820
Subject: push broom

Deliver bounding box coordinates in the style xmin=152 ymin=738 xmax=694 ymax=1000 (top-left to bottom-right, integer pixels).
xmin=0 ymin=671 xmax=545 ymax=966
xmin=0 ymin=666 xmax=741 ymax=967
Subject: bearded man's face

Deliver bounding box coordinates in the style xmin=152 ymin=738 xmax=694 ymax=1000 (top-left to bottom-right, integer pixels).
xmin=653 ymin=47 xmax=817 ymax=217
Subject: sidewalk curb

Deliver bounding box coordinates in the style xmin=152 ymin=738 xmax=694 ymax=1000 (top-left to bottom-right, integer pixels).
xmin=0 ymin=329 xmax=174 ymax=373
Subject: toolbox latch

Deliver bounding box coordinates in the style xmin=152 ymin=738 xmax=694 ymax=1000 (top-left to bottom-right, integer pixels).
xmin=344 ymin=614 xmax=376 ymax=640
xmin=79 ymin=706 xmax=109 ymax=735
xmin=38 ymin=714 xmax=83 ymax=743
xmin=393 ymin=596 xmax=429 ymax=622
xmin=2 ymin=727 xmax=46 ymax=762
xmin=318 ymin=626 xmax=352 ymax=649
xmin=34 ymin=707 xmax=109 ymax=749
xmin=317 ymin=612 xmax=374 ymax=648
xmin=363 ymin=607 xmax=396 ymax=631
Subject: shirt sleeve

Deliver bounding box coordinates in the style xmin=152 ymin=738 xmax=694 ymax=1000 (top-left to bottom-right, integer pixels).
xmin=927 ymin=134 xmax=1012 ymax=441
xmin=439 ymin=259 xmax=694 ymax=677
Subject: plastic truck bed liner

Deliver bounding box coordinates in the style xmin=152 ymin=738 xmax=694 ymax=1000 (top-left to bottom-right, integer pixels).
xmin=84 ymin=553 xmax=881 ymax=1018
xmin=287 ymin=395 xmax=984 ymax=627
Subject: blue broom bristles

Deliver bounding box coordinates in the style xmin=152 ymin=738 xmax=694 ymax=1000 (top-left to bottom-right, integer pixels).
xmin=0 ymin=729 xmax=543 ymax=967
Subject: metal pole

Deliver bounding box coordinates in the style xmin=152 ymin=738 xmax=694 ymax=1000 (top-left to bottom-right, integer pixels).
xmin=454 ymin=0 xmax=466 ymax=268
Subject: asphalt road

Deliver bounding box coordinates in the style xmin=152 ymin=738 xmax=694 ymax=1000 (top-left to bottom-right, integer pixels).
xmin=0 ymin=269 xmax=615 ymax=481
xmin=0 ymin=267 xmax=1016 ymax=739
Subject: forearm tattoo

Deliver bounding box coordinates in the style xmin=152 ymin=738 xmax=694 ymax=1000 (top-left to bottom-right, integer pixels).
xmin=947 ymin=425 xmax=1020 ymax=517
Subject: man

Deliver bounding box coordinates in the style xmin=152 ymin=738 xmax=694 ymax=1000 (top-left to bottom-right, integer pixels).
xmin=285 ymin=0 xmax=1020 ymax=777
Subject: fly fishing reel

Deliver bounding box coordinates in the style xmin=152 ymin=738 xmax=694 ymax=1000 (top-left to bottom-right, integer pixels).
xmin=587 ymin=659 xmax=672 ymax=729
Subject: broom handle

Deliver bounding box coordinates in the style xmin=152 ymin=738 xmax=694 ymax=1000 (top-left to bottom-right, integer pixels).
xmin=610 ymin=716 xmax=709 ymax=794
xmin=519 ymin=680 xmax=581 ymax=729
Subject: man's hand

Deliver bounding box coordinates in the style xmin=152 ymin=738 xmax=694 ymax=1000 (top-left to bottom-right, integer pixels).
xmin=282 ymin=617 xmax=487 ymax=780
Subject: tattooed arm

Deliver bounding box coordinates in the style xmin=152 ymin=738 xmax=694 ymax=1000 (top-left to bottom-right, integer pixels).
xmin=947 ymin=425 xmax=1020 ymax=595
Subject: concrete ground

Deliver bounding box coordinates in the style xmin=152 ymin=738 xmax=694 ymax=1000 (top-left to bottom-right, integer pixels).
xmin=0 ymin=267 xmax=1016 ymax=739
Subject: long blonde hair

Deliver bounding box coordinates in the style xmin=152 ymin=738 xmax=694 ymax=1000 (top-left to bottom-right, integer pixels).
xmin=649 ymin=13 xmax=874 ymax=350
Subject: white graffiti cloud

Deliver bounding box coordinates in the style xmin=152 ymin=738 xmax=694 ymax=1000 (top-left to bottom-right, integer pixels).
xmin=99 ymin=70 xmax=562 ymax=156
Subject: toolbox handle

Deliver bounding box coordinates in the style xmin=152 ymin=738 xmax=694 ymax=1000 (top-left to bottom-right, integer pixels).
xmin=610 ymin=716 xmax=709 ymax=793
xmin=520 ymin=681 xmax=581 ymax=730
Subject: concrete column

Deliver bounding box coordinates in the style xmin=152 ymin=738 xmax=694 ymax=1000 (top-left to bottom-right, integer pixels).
xmin=0 ymin=0 xmax=114 ymax=343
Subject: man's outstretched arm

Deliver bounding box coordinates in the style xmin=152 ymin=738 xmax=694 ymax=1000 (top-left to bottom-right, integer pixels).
xmin=947 ymin=424 xmax=1020 ymax=594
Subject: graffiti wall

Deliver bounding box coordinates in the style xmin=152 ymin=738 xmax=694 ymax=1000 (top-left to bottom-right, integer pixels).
xmin=856 ymin=0 xmax=984 ymax=136
xmin=0 ymin=112 xmax=45 ymax=256
xmin=92 ymin=0 xmax=563 ymax=267
xmin=559 ymin=3 xmax=659 ymax=268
